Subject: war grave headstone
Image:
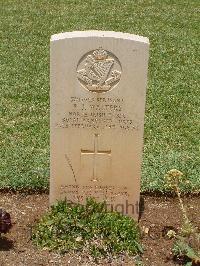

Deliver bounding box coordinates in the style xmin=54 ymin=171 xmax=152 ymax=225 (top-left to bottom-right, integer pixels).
xmin=50 ymin=31 xmax=149 ymax=219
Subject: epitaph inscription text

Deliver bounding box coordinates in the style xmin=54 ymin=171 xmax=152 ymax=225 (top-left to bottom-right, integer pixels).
xmin=60 ymin=184 xmax=129 ymax=203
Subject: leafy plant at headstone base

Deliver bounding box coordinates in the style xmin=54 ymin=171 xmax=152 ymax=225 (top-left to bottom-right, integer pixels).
xmin=32 ymin=198 xmax=142 ymax=259
xmin=0 ymin=209 xmax=12 ymax=236
xmin=164 ymin=169 xmax=200 ymax=265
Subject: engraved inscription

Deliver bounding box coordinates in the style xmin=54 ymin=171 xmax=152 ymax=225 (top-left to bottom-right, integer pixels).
xmin=77 ymin=48 xmax=121 ymax=92
xmin=57 ymin=97 xmax=139 ymax=131
xmin=60 ymin=184 xmax=129 ymax=204
xmin=81 ymin=134 xmax=111 ymax=182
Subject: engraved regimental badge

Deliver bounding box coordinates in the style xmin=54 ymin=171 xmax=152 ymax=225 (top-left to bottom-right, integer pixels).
xmin=77 ymin=48 xmax=121 ymax=93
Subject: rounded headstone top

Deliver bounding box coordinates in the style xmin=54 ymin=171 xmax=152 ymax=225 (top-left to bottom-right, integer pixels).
xmin=51 ymin=30 xmax=149 ymax=44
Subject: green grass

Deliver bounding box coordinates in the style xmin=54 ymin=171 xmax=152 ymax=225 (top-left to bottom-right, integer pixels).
xmin=32 ymin=198 xmax=142 ymax=257
xmin=0 ymin=0 xmax=199 ymax=192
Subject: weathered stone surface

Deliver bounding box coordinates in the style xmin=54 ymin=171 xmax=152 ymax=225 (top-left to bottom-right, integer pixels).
xmin=50 ymin=31 xmax=149 ymax=219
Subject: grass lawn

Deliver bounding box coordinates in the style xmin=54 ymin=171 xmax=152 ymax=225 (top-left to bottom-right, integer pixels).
xmin=0 ymin=0 xmax=199 ymax=192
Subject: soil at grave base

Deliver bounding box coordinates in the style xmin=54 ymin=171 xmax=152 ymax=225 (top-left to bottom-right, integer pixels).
xmin=0 ymin=193 xmax=199 ymax=266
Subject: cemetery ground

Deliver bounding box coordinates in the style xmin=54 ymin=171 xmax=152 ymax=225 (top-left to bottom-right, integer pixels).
xmin=0 ymin=192 xmax=200 ymax=265
xmin=0 ymin=1 xmax=199 ymax=266
xmin=1 ymin=0 xmax=199 ymax=193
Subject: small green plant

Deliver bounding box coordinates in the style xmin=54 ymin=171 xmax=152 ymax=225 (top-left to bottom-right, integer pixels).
xmin=165 ymin=169 xmax=200 ymax=265
xmin=32 ymin=198 xmax=142 ymax=258
xmin=173 ymin=235 xmax=200 ymax=266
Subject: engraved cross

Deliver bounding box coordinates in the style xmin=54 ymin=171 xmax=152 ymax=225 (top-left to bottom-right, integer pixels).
xmin=81 ymin=134 xmax=111 ymax=182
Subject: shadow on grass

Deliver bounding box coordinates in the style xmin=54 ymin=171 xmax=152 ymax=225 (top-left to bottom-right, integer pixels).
xmin=0 ymin=236 xmax=14 ymax=251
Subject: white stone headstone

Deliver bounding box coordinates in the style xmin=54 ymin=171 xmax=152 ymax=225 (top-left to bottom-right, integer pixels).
xmin=50 ymin=31 xmax=149 ymax=219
